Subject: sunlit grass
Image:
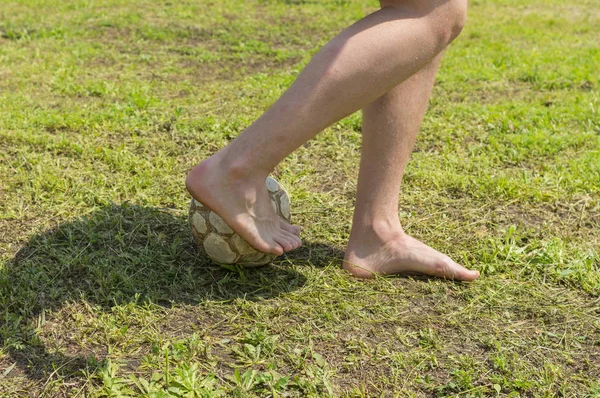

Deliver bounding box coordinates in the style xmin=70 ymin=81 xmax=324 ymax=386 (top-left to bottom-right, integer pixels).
xmin=0 ymin=0 xmax=599 ymax=396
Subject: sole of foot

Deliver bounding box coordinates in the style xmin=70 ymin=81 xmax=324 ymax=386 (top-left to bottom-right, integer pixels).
xmin=186 ymin=157 xmax=302 ymax=256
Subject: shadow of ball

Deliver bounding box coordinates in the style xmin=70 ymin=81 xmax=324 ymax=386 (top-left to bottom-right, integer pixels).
xmin=189 ymin=176 xmax=291 ymax=266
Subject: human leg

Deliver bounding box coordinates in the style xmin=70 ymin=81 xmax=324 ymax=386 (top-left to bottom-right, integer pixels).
xmin=187 ymin=0 xmax=468 ymax=255
xmin=343 ymin=53 xmax=480 ymax=281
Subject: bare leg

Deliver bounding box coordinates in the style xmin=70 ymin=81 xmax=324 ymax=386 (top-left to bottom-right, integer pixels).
xmin=187 ymin=0 xmax=467 ymax=256
xmin=343 ymin=53 xmax=480 ymax=281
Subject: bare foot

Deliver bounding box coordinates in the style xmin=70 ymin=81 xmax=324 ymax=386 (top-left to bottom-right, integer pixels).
xmin=186 ymin=154 xmax=302 ymax=255
xmin=343 ymin=221 xmax=479 ymax=281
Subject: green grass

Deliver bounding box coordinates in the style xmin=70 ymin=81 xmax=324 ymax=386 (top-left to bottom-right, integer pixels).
xmin=1 ymin=0 xmax=599 ymax=396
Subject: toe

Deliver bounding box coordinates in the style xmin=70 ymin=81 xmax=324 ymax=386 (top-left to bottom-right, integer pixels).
xmin=280 ymin=231 xmax=302 ymax=252
xmin=444 ymin=261 xmax=480 ymax=281
xmin=270 ymin=242 xmax=284 ymax=256
xmin=284 ymin=230 xmax=302 ymax=250
xmin=280 ymin=220 xmax=301 ymax=236
xmin=249 ymin=235 xmax=282 ymax=256
xmin=274 ymin=233 xmax=294 ymax=252
xmin=455 ymin=266 xmax=480 ymax=282
xmin=292 ymin=234 xmax=302 ymax=249
xmin=290 ymin=225 xmax=301 ymax=236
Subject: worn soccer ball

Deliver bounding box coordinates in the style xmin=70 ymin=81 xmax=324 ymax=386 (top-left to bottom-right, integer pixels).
xmin=189 ymin=176 xmax=291 ymax=266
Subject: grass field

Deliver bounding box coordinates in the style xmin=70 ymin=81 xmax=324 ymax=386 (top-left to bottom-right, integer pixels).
xmin=1 ymin=0 xmax=599 ymax=396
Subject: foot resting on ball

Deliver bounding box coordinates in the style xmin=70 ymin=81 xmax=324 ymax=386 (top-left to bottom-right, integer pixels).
xmin=186 ymin=154 xmax=302 ymax=256
xmin=343 ymin=219 xmax=480 ymax=281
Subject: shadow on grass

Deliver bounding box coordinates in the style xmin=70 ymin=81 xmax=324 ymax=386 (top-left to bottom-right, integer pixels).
xmin=284 ymin=240 xmax=345 ymax=268
xmin=0 ymin=203 xmax=342 ymax=385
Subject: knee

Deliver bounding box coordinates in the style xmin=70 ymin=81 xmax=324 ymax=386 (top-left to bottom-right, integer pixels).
xmin=382 ymin=0 xmax=468 ymax=47
xmin=444 ymin=0 xmax=468 ymax=44
xmin=431 ymin=0 xmax=468 ymax=46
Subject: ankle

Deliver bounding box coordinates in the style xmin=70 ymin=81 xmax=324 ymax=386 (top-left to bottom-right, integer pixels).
xmin=217 ymin=149 xmax=271 ymax=182
xmin=350 ymin=217 xmax=404 ymax=242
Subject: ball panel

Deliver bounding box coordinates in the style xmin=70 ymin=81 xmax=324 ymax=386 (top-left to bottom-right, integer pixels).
xmin=240 ymin=252 xmax=272 ymax=267
xmin=193 ymin=198 xmax=204 ymax=209
xmin=231 ymin=234 xmax=255 ymax=256
xmin=191 ymin=213 xmax=208 ymax=235
xmin=244 ymin=251 xmax=269 ymax=263
xmin=278 ymin=193 xmax=291 ymax=221
xmin=190 ymin=228 xmax=203 ymax=246
xmin=203 ymin=233 xmax=238 ymax=263
xmin=270 ymin=198 xmax=278 ymax=214
xmin=209 ymin=212 xmax=233 ymax=235
xmin=266 ymin=176 xmax=280 ymax=193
